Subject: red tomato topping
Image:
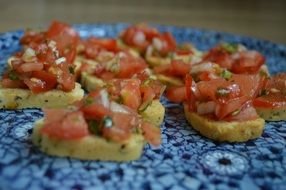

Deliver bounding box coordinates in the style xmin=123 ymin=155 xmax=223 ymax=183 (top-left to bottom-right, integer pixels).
xmin=253 ymin=73 xmax=286 ymax=108
xmin=41 ymin=111 xmax=89 ymax=140
xmin=141 ymin=121 xmax=161 ymax=146
xmin=165 ymin=86 xmax=186 ymax=103
xmin=231 ymin=51 xmax=265 ymax=74
xmin=120 ymin=79 xmax=142 ymax=110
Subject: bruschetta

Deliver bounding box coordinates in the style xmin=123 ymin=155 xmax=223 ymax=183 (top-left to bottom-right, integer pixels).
xmin=254 ymin=73 xmax=286 ymax=121
xmin=32 ymin=89 xmax=162 ymax=161
xmin=183 ymin=74 xmax=266 ymax=142
xmin=0 ymin=21 xmax=85 ymax=109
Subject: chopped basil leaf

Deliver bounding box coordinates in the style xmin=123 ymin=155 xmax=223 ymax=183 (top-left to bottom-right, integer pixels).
xmin=220 ymin=70 xmax=232 ymax=80
xmin=88 ymin=120 xmax=100 ymax=135
xmin=260 ymin=89 xmax=269 ymax=96
xmin=8 ymin=71 xmax=19 ymax=81
xmin=84 ymin=97 xmax=94 ymax=106
xmin=102 ymin=116 xmax=113 ymax=128
xmin=216 ymin=87 xmax=230 ymax=97
xmin=231 ymin=109 xmax=240 ymax=116
xmin=167 ymin=52 xmax=175 ymax=59
xmin=68 ymin=66 xmax=75 ymax=74
xmin=221 ymin=43 xmax=238 ymax=54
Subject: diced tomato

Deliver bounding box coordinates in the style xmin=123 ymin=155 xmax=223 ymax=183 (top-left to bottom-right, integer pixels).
xmin=102 ymin=112 xmax=134 ymax=142
xmin=98 ymin=71 xmax=115 ymax=80
xmin=203 ymin=46 xmax=233 ymax=69
xmin=56 ymin=64 xmax=75 ymax=92
xmin=170 ymin=60 xmax=191 ymax=76
xmin=120 ymin=79 xmax=142 ymax=110
xmin=166 ymin=86 xmax=186 ymax=103
xmin=224 ymin=104 xmax=258 ymax=121
xmin=16 ymin=62 xmax=43 ymax=73
xmin=253 ymin=73 xmax=286 ymax=108
xmin=153 ymin=64 xmax=170 ymax=74
xmin=196 ymin=78 xmax=241 ymax=102
xmin=215 ymin=96 xmax=249 ymax=119
xmin=141 ymin=121 xmax=161 ymax=146
xmin=175 ymin=49 xmax=193 ymax=56
xmin=140 ymin=86 xmax=156 ymax=102
xmin=1 ymin=78 xmax=27 ymax=89
xmin=120 ymin=25 xmax=158 ymax=52
xmin=198 ymin=71 xmax=212 ymax=81
xmin=85 ymin=37 xmax=118 ymax=53
xmin=42 ymin=108 xmax=71 ymax=125
xmin=158 ymin=32 xmax=177 ymax=56
xmin=32 ymin=70 xmax=57 ymax=90
xmin=41 ymin=111 xmax=89 ymax=140
xmin=81 ymin=104 xmax=111 ymax=120
xmin=254 ymin=94 xmax=286 ymax=108
xmin=45 ymin=21 xmax=79 ymax=61
xmin=231 ymin=51 xmax=265 ymax=74
xmin=185 ymin=75 xmax=196 ymax=111
xmin=117 ymin=53 xmax=147 ymax=78
xmin=231 ymin=74 xmax=262 ymax=99
xmin=20 ymin=31 xmax=45 ymax=46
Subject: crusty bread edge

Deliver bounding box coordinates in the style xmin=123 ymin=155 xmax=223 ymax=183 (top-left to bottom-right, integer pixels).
xmin=183 ymin=103 xmax=265 ymax=142
xmin=32 ymin=119 xmax=145 ymax=161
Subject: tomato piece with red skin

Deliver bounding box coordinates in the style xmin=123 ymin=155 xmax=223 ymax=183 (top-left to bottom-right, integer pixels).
xmin=215 ymin=96 xmax=250 ymax=119
xmin=170 ymin=60 xmax=191 ymax=76
xmin=165 ymin=86 xmax=186 ymax=103
xmin=81 ymin=104 xmax=111 ymax=120
xmin=140 ymin=86 xmax=156 ymax=102
xmin=253 ymin=73 xmax=286 ymax=108
xmin=102 ymin=112 xmax=134 ymax=142
xmin=1 ymin=78 xmax=27 ymax=89
xmin=224 ymin=104 xmax=258 ymax=121
xmin=231 ymin=51 xmax=265 ymax=74
xmin=141 ymin=121 xmax=161 ymax=146
xmin=203 ymin=46 xmax=233 ymax=69
xmin=120 ymin=79 xmax=142 ymax=110
xmin=41 ymin=111 xmax=89 ymax=140
xmin=185 ymin=74 xmax=197 ymax=111
xmin=117 ymin=54 xmax=147 ymax=78
xmin=20 ymin=31 xmax=45 ymax=46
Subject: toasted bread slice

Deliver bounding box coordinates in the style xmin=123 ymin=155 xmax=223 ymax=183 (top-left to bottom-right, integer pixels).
xmin=183 ymin=104 xmax=265 ymax=142
xmin=255 ymin=106 xmax=286 ymax=121
xmin=0 ymin=83 xmax=84 ymax=109
xmin=140 ymin=100 xmax=165 ymax=127
xmin=32 ymin=120 xmax=145 ymax=161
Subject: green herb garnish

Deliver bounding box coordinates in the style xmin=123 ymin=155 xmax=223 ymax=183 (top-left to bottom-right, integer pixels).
xmin=84 ymin=96 xmax=94 ymax=106
xmin=102 ymin=116 xmax=113 ymax=128
xmin=88 ymin=120 xmax=100 ymax=135
xmin=216 ymin=87 xmax=230 ymax=97
xmin=8 ymin=71 xmax=19 ymax=81
xmin=231 ymin=109 xmax=241 ymax=116
xmin=220 ymin=69 xmax=233 ymax=80
xmin=260 ymin=89 xmax=269 ymax=96
xmin=68 ymin=66 xmax=75 ymax=74
xmin=221 ymin=43 xmax=238 ymax=54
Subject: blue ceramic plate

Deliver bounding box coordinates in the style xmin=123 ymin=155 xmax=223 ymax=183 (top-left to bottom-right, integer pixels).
xmin=0 ymin=24 xmax=286 ymax=190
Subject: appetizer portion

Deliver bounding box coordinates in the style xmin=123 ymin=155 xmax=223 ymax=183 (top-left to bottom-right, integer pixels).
xmin=0 ymin=21 xmax=84 ymax=109
xmin=32 ymin=89 xmax=162 ymax=161
xmin=183 ymin=74 xmax=265 ymax=142
xmin=254 ymin=73 xmax=286 ymax=121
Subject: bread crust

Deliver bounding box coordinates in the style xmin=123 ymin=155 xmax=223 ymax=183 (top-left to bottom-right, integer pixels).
xmin=0 ymin=83 xmax=84 ymax=109
xmin=184 ymin=103 xmax=265 ymax=142
xmin=32 ymin=120 xmax=145 ymax=161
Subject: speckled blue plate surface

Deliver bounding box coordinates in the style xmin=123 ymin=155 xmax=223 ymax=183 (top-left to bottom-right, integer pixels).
xmin=0 ymin=24 xmax=286 ymax=190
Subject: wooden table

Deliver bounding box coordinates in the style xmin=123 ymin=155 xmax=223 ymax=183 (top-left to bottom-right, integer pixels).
xmin=0 ymin=0 xmax=285 ymax=44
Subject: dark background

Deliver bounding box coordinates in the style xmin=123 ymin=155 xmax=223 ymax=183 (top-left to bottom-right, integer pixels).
xmin=0 ymin=0 xmax=285 ymax=44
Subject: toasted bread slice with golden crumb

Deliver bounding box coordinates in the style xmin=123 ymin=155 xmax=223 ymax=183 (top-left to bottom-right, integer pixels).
xmin=184 ymin=104 xmax=265 ymax=142
xmin=32 ymin=120 xmax=145 ymax=161
xmin=255 ymin=106 xmax=286 ymax=121
xmin=0 ymin=83 xmax=84 ymax=109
